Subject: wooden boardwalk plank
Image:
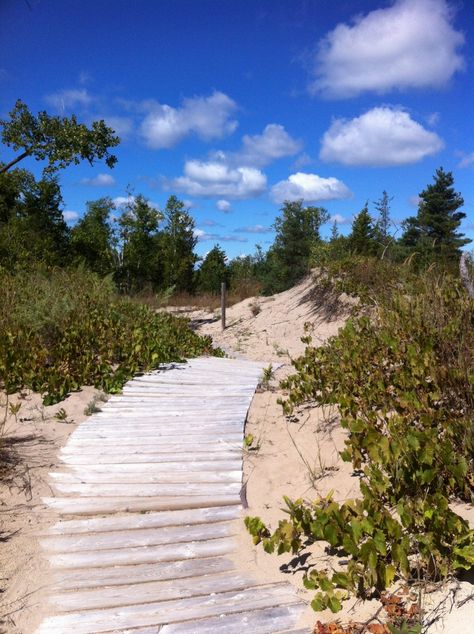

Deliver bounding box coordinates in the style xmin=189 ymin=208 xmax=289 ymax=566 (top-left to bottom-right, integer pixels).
xmin=37 ymin=357 xmax=306 ymax=633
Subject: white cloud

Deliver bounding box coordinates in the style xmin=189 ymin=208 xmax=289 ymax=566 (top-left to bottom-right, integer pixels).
xmin=103 ymin=115 xmax=134 ymax=137
xmin=236 ymin=124 xmax=302 ymax=167
xmin=409 ymin=195 xmax=422 ymax=208
xmin=112 ymin=195 xmax=160 ymax=210
xmin=234 ymin=224 xmax=272 ymax=234
xmin=194 ymin=228 xmax=247 ymax=243
xmin=45 ymin=88 xmax=93 ymax=109
xmin=140 ymin=91 xmax=238 ymax=149
xmin=458 ymin=152 xmax=474 ymax=168
xmin=271 ymin=172 xmax=352 ymax=204
xmin=63 ymin=210 xmax=79 ymax=223
xmin=172 ymin=160 xmax=267 ymax=199
xmin=330 ymin=214 xmax=351 ymax=225
xmin=320 ymin=107 xmax=444 ymax=166
xmin=310 ymin=0 xmax=465 ymax=98
xmin=81 ymin=173 xmax=116 ymax=187
xmin=216 ymin=199 xmax=232 ymax=213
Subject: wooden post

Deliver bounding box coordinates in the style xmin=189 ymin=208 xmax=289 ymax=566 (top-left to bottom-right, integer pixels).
xmin=221 ymin=282 xmax=226 ymax=331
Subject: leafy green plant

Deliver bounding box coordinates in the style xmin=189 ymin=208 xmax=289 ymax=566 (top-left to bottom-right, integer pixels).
xmin=260 ymin=364 xmax=274 ymax=390
xmin=54 ymin=408 xmax=68 ymax=422
xmin=246 ymin=266 xmax=474 ymax=612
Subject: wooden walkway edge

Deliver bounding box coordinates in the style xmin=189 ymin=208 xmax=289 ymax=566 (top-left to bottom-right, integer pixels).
xmin=36 ymin=356 xmax=308 ymax=633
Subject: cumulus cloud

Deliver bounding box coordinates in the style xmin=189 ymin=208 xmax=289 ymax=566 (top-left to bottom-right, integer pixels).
xmin=235 ymin=124 xmax=302 ymax=167
xmin=112 ymin=195 xmax=160 ymax=210
xmin=271 ymin=172 xmax=352 ymax=204
xmin=140 ymin=91 xmax=238 ymax=149
xmin=63 ymin=210 xmax=80 ymax=223
xmin=320 ymin=107 xmax=444 ymax=166
xmin=102 ymin=115 xmax=134 ymax=138
xmin=45 ymin=88 xmax=93 ymax=109
xmin=310 ymin=0 xmax=465 ymax=98
xmin=330 ymin=214 xmax=351 ymax=225
xmin=171 ymin=160 xmax=267 ymax=199
xmin=234 ymin=225 xmax=272 ymax=234
xmin=81 ymin=173 xmax=116 ymax=187
xmin=216 ymin=199 xmax=232 ymax=213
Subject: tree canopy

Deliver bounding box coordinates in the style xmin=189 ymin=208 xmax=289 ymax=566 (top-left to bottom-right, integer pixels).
xmin=0 ymin=99 xmax=120 ymax=175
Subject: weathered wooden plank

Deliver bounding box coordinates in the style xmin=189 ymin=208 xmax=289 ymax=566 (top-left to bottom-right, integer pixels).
xmin=42 ymin=494 xmax=240 ymax=514
xmin=160 ymin=604 xmax=307 ymax=634
xmin=60 ymin=445 xmax=241 ymax=458
xmin=41 ymin=520 xmax=237 ymax=553
xmin=65 ymin=434 xmax=243 ymax=447
xmin=51 ymin=481 xmax=241 ymax=497
xmin=49 ymin=535 xmax=237 ymax=568
xmin=51 ymin=572 xmax=256 ymax=612
xmin=51 ymin=556 xmax=235 ymax=591
xmin=61 ymin=461 xmax=241 ymax=475
xmin=59 ymin=452 xmax=241 ymax=465
xmin=49 ymin=470 xmax=242 ymax=484
xmin=36 ymin=583 xmax=299 ymax=633
xmin=46 ymin=505 xmax=241 ymax=535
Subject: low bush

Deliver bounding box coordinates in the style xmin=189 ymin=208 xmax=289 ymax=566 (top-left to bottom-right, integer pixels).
xmin=246 ymin=262 xmax=474 ymax=613
xmin=0 ymin=267 xmax=221 ymax=404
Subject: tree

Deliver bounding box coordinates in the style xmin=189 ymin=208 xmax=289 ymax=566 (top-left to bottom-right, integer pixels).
xmin=0 ymin=173 xmax=70 ymax=268
xmin=373 ymin=190 xmax=393 ymax=242
xmin=0 ymin=99 xmax=120 ymax=175
xmin=347 ymin=204 xmax=377 ymax=255
xmin=161 ymin=196 xmax=197 ymax=293
xmin=197 ymin=245 xmax=228 ymax=294
xmin=264 ymin=200 xmax=329 ymax=293
xmin=71 ymin=198 xmax=117 ymax=276
xmin=117 ymin=195 xmax=163 ymax=293
xmin=401 ymin=167 xmax=470 ymax=264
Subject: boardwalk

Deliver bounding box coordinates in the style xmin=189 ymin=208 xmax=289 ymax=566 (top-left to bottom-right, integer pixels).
xmin=37 ymin=357 xmax=308 ymax=633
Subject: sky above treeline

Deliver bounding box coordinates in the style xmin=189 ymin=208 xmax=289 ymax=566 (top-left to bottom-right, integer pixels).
xmin=1 ymin=0 xmax=473 ymax=258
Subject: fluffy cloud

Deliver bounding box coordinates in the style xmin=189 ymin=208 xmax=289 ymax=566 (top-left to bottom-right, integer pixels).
xmin=330 ymin=214 xmax=351 ymax=225
xmin=81 ymin=173 xmax=116 ymax=187
xmin=458 ymin=152 xmax=474 ymax=168
xmin=320 ymin=107 xmax=444 ymax=166
xmin=172 ymin=160 xmax=267 ymax=199
xmin=271 ymin=172 xmax=352 ymax=204
xmin=194 ymin=228 xmax=247 ymax=243
xmin=103 ymin=115 xmax=134 ymax=138
xmin=216 ymin=199 xmax=232 ymax=213
xmin=45 ymin=88 xmax=93 ymax=109
xmin=112 ymin=195 xmax=160 ymax=210
xmin=63 ymin=210 xmax=80 ymax=223
xmin=310 ymin=0 xmax=465 ymax=98
xmin=236 ymin=124 xmax=302 ymax=167
xmin=140 ymin=91 xmax=238 ymax=149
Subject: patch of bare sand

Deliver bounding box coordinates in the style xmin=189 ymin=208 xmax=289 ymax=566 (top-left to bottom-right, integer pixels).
xmin=0 ymin=387 xmax=106 ymax=634
xmin=185 ymin=275 xmax=474 ymax=633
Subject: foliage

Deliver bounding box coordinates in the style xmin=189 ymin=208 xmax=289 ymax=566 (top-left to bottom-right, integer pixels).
xmin=263 ymin=200 xmax=329 ymax=294
xmin=246 ymin=264 xmax=474 ymax=612
xmin=116 ymin=194 xmax=163 ymax=293
xmin=347 ymin=204 xmax=378 ymax=255
xmin=0 ymin=267 xmax=221 ymax=404
xmin=197 ymin=244 xmax=229 ymax=294
xmin=161 ymin=195 xmax=197 ymax=293
xmin=373 ymin=190 xmax=393 ymax=244
xmin=0 ymin=99 xmax=119 ymax=175
xmin=71 ymin=197 xmax=117 ymax=275
xmin=401 ymin=167 xmax=470 ymax=266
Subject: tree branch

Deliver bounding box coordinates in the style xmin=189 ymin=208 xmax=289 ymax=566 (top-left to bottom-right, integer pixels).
xmin=0 ymin=149 xmax=32 ymax=174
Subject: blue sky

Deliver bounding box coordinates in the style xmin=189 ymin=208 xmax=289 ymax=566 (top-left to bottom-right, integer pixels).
xmin=1 ymin=0 xmax=473 ymax=258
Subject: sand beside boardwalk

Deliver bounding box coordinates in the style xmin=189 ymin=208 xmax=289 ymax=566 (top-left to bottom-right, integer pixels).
xmin=0 ymin=387 xmax=105 ymax=633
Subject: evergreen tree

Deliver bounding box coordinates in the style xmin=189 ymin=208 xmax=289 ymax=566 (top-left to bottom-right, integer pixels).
xmin=264 ymin=200 xmax=329 ymax=293
xmin=374 ymin=190 xmax=393 ymax=242
xmin=161 ymin=196 xmax=197 ymax=293
xmin=71 ymin=198 xmax=116 ymax=275
xmin=401 ymin=167 xmax=470 ymax=263
xmin=197 ymin=245 xmax=228 ymax=294
xmin=330 ymin=220 xmax=339 ymax=242
xmin=347 ymin=204 xmax=377 ymax=255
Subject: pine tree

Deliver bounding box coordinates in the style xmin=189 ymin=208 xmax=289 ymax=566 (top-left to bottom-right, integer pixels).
xmin=413 ymin=167 xmax=470 ymax=262
xmin=348 ymin=204 xmax=377 ymax=255
xmin=374 ymin=190 xmax=393 ymax=242
xmin=71 ymin=198 xmax=116 ymax=275
xmin=198 ymin=245 xmax=228 ymax=294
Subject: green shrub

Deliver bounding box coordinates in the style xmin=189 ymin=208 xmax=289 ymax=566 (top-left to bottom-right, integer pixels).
xmin=0 ymin=267 xmax=222 ymax=404
xmin=246 ymin=263 xmax=474 ymax=611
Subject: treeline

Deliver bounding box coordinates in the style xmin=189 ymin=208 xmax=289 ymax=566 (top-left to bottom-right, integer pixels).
xmin=0 ymin=100 xmax=470 ymax=300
